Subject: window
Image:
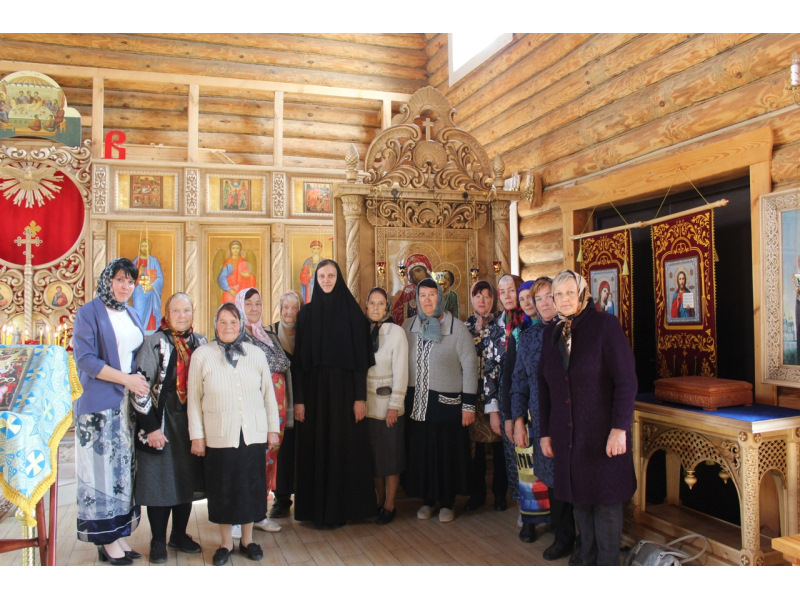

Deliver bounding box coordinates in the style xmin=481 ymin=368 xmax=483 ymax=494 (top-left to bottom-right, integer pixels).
xmin=448 ymin=33 xmax=512 ymax=86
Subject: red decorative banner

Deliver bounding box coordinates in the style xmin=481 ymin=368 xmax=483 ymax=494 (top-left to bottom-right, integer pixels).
xmin=651 ymin=209 xmax=717 ymax=377
xmin=580 ymin=229 xmax=633 ymax=347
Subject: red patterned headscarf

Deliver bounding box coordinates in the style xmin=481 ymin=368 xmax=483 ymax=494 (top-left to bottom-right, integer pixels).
xmin=157 ymin=293 xmax=196 ymax=404
xmin=500 ymin=274 xmax=525 ymax=348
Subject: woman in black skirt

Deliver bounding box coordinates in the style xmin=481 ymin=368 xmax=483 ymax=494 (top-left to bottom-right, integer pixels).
xmin=188 ymin=303 xmax=280 ymax=565
xmin=293 ymin=260 xmax=376 ymax=528
xmin=132 ymin=293 xmax=206 ymax=563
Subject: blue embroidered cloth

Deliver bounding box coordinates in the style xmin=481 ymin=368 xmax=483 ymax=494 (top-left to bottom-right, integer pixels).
xmin=637 ymin=392 xmax=800 ymax=422
xmin=0 ymin=345 xmax=73 ymax=525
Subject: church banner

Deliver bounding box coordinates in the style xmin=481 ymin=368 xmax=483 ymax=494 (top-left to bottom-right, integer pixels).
xmin=651 ymin=209 xmax=717 ymax=378
xmin=580 ymin=229 xmax=633 ymax=347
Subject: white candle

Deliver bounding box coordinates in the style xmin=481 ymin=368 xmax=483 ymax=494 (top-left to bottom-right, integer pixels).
xmin=792 ymin=52 xmax=800 ymax=87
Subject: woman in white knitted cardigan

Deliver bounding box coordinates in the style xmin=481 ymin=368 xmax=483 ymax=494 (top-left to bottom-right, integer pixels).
xmin=188 ymin=303 xmax=279 ymax=566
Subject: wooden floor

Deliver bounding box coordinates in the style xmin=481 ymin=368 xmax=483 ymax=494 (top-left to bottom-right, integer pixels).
xmin=0 ymin=495 xmax=571 ymax=567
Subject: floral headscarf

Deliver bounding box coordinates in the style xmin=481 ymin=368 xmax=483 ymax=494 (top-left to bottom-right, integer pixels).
xmin=157 ymin=293 xmax=196 ymax=404
xmin=552 ymin=270 xmax=591 ymax=368
xmin=96 ymin=258 xmax=136 ymax=311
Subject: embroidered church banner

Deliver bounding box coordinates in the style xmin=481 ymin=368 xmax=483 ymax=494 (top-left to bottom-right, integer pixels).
xmin=580 ymin=230 xmax=633 ymax=347
xmin=652 ymin=209 xmax=717 ymax=378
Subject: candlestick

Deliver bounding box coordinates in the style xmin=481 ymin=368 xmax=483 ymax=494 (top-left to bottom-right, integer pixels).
xmin=39 ymin=327 xmax=43 ymax=345
xmin=23 ymin=329 xmax=28 ymax=344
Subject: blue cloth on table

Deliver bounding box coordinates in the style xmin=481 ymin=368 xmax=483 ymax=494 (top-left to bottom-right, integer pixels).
xmin=0 ymin=345 xmax=73 ymax=524
xmin=636 ymin=392 xmax=800 ymax=422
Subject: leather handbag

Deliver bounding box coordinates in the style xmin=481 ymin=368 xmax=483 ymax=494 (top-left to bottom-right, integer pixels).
xmin=624 ymin=533 xmax=708 ymax=566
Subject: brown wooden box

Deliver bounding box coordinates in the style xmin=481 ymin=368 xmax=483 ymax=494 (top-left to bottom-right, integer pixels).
xmin=653 ymin=376 xmax=753 ymax=410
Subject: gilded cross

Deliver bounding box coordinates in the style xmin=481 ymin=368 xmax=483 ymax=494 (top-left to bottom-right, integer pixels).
xmin=422 ymin=117 xmax=434 ymax=140
xmin=14 ymin=221 xmax=43 ymax=264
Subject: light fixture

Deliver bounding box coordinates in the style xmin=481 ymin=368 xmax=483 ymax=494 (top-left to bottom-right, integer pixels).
xmin=470 ymin=267 xmax=479 ymax=283
xmin=376 ymin=261 xmax=386 ymax=278
xmin=789 ymin=52 xmax=800 ymax=105
xmin=492 ymin=261 xmax=502 ymax=274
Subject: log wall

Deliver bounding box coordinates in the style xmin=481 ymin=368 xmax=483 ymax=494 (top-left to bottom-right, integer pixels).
xmin=427 ymin=33 xmax=800 ymax=407
xmin=0 ymin=33 xmax=427 ymax=168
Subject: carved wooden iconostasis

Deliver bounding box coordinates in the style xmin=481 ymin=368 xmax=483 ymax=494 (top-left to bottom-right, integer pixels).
xmin=333 ymin=87 xmax=523 ymax=315
xmin=92 ymin=165 xmax=337 ymax=337
xmin=0 ymin=70 xmax=90 ymax=345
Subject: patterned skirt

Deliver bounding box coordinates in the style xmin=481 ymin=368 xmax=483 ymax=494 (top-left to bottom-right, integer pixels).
xmin=265 ymin=372 xmax=286 ymax=493
xmin=75 ymin=396 xmax=140 ymax=544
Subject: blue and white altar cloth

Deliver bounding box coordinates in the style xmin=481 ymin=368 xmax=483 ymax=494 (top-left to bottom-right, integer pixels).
xmin=0 ymin=345 xmax=74 ymax=525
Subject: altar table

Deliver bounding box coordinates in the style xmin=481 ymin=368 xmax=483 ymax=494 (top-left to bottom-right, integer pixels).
xmin=632 ymin=395 xmax=800 ymax=566
xmin=0 ymin=345 xmax=75 ymax=565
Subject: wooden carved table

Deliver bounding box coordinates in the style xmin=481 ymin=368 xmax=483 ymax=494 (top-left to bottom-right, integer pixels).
xmin=632 ymin=397 xmax=800 ymax=566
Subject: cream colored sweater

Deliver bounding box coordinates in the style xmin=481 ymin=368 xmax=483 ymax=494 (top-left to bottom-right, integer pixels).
xmin=188 ymin=341 xmax=279 ymax=448
xmin=366 ymin=323 xmax=409 ymax=419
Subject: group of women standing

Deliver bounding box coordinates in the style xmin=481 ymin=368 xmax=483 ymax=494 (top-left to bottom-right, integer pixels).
xmin=73 ymin=254 xmax=636 ymax=567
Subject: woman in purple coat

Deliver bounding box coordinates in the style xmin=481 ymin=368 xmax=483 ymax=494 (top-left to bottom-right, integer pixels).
xmin=538 ymin=270 xmax=637 ymax=566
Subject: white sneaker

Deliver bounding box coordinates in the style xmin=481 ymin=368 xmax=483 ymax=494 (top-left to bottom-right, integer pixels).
xmin=439 ymin=508 xmax=455 ymax=523
xmin=231 ymin=524 xmax=241 ymax=539
xmin=517 ymin=513 xmax=523 ymax=528
xmin=254 ymin=518 xmax=281 ymax=532
xmin=416 ymin=505 xmax=435 ymax=520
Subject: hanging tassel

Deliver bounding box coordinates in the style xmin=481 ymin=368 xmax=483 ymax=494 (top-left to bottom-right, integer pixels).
xmin=713 ymin=246 xmax=719 ymax=263
xmin=622 ymin=258 xmax=629 ymax=276
xmin=576 ymin=243 xmax=583 ymax=264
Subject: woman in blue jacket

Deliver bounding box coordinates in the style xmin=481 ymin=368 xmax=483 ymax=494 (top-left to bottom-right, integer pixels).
xmin=73 ymin=258 xmax=150 ymax=565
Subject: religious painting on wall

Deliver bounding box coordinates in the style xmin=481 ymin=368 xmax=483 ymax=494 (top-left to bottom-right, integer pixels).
xmin=580 ymin=229 xmax=633 ymax=347
xmin=377 ymin=228 xmax=475 ymax=327
xmin=760 ymin=188 xmax=800 ymax=387
xmin=652 ymin=209 xmax=717 ymax=378
xmin=0 ymin=282 xmax=12 ymax=308
xmin=117 ymin=171 xmax=178 ymax=212
xmin=206 ymin=174 xmax=265 ymax=214
xmin=111 ymin=225 xmax=180 ymax=336
xmin=0 ymin=71 xmax=82 ymax=146
xmin=44 ymin=282 xmax=73 ymax=309
xmin=664 ymin=256 xmax=702 ymax=326
xmin=287 ymin=229 xmax=334 ymax=305
xmin=291 ymin=178 xmax=337 ymax=216
xmin=130 ymin=175 xmax=163 ymax=209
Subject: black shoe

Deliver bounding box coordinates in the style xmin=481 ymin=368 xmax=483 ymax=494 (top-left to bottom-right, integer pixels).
xmin=268 ymin=502 xmax=292 ymax=519
xmin=519 ymin=523 xmax=537 ymax=544
xmin=149 ymin=540 xmax=168 ymax=564
xmin=543 ymin=540 xmax=574 ymax=561
xmin=464 ymin=495 xmax=485 ymax=511
xmin=168 ymin=533 xmax=202 ymax=554
xmin=97 ymin=545 xmax=133 ymax=566
xmin=238 ymin=541 xmax=263 ymax=561
xmin=124 ymin=549 xmax=142 ymax=559
xmin=568 ymin=546 xmax=583 ymax=566
xmin=376 ymin=508 xmax=396 ymax=525
xmin=213 ymin=546 xmax=233 ymax=566
xmin=494 ymin=497 xmax=508 ymax=511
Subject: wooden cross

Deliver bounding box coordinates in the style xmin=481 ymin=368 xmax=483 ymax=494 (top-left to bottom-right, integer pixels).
xmin=422 ymin=117 xmax=434 ymax=140
xmin=14 ymin=221 xmax=43 ymax=264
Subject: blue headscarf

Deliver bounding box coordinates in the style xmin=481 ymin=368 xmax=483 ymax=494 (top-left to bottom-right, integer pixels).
xmin=517 ymin=279 xmax=537 ymax=329
xmin=416 ymin=278 xmax=445 ymax=342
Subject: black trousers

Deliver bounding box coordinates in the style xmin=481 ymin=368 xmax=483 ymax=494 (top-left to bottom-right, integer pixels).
xmin=469 ymin=440 xmax=508 ymax=501
xmin=548 ymin=488 xmax=576 ymax=546
xmin=574 ymin=502 xmax=623 ymax=566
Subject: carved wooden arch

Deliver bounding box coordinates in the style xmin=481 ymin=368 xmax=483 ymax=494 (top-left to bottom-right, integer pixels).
xmin=335 ymin=86 xmax=522 ymax=302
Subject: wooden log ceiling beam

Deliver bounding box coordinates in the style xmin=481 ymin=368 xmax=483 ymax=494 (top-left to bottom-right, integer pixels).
xmin=0 ymin=60 xmax=413 ymax=102
xmin=274 ymin=91 xmax=284 ymax=167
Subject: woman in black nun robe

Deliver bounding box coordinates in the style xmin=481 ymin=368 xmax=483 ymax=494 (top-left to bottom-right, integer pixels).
xmin=293 ymin=259 xmax=376 ymax=528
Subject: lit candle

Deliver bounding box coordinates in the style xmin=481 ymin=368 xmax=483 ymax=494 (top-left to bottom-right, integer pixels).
xmin=62 ymin=327 xmax=68 ymax=349
xmin=793 ymin=52 xmax=800 ymax=87
xmin=46 ymin=323 xmax=51 ymax=346
xmin=23 ymin=329 xmax=29 ymax=344
xmin=39 ymin=327 xmax=43 ymax=345
xmin=1 ymin=325 xmax=6 ymax=345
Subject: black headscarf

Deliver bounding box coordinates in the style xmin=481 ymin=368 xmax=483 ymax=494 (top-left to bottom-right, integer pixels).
xmin=295 ymin=260 xmax=373 ymax=372
xmin=97 ymin=257 xmax=138 ymax=311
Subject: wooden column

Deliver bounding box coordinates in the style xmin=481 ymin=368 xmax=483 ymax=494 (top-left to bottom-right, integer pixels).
xmin=274 ymin=91 xmax=284 ymax=167
xmin=185 ymin=221 xmax=199 ymax=305
xmin=187 ymin=83 xmax=199 ymax=163
xmin=91 ymin=77 xmax=104 ymax=158
xmin=341 ymin=194 xmax=363 ymax=302
xmin=750 ymin=159 xmax=774 ymax=405
xmin=381 ymin=98 xmax=392 ymax=129
xmin=270 ymin=223 xmax=285 ymax=324
xmin=492 ymin=200 xmax=511 ymax=282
